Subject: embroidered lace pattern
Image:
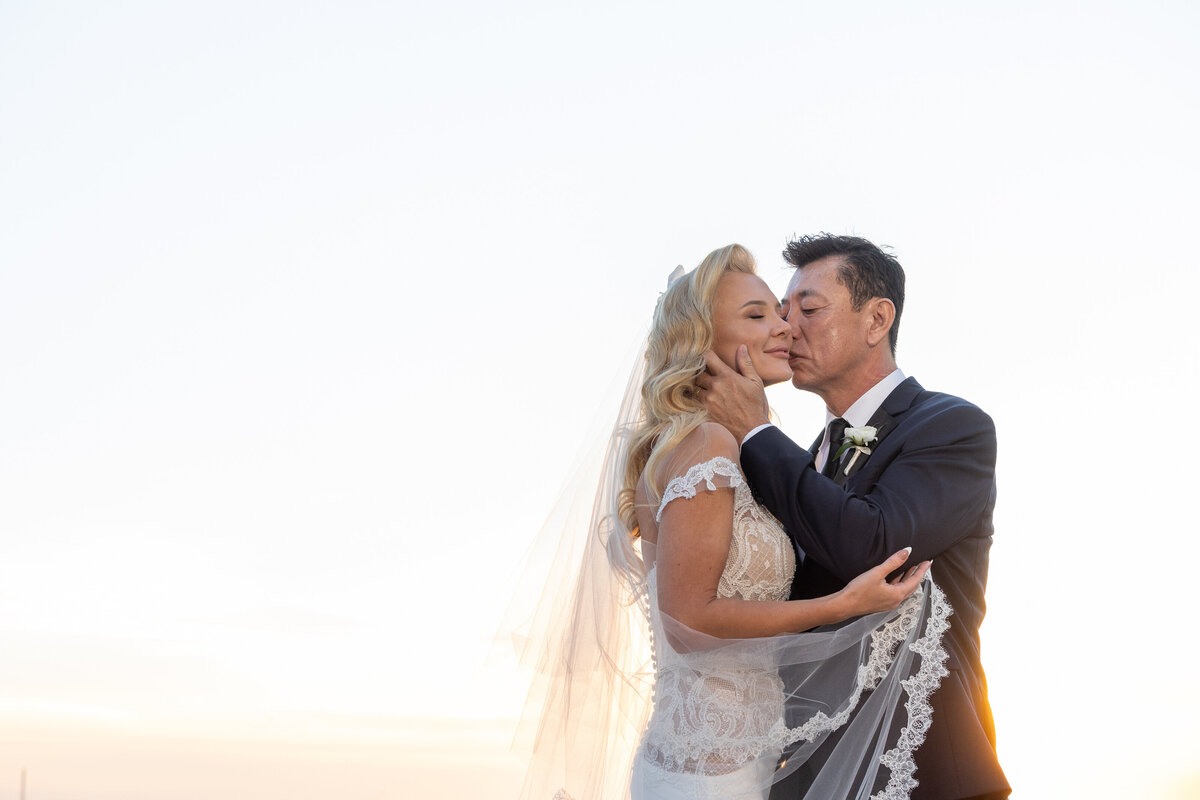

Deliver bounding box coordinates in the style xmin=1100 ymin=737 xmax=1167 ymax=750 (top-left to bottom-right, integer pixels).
xmin=632 ymin=457 xmax=953 ymax=799
xmin=639 ymin=577 xmax=953 ymax=795
xmin=655 ymin=456 xmax=795 ymax=603
xmin=655 ymin=456 xmax=744 ymax=522
xmin=643 ymin=456 xmax=797 ymax=779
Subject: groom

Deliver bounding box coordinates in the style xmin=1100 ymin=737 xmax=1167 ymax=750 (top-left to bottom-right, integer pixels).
xmin=698 ymin=234 xmax=1010 ymax=800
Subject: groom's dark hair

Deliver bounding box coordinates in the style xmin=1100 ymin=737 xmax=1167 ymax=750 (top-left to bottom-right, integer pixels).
xmin=783 ymin=233 xmax=905 ymax=356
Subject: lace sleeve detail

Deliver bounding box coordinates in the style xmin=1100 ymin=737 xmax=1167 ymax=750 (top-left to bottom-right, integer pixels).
xmin=655 ymin=456 xmax=744 ymax=522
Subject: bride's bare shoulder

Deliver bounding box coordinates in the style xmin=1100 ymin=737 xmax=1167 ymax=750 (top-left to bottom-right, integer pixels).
xmin=677 ymin=421 xmax=739 ymax=459
xmin=647 ymin=423 xmax=740 ymax=486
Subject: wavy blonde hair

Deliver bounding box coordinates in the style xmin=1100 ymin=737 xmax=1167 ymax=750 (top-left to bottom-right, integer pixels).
xmin=618 ymin=244 xmax=757 ymax=533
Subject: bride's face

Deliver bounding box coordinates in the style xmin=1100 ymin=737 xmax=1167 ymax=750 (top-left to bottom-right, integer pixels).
xmin=711 ymin=272 xmax=793 ymax=387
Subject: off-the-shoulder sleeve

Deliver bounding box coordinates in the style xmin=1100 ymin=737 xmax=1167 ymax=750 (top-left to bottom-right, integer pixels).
xmin=655 ymin=456 xmax=744 ymax=522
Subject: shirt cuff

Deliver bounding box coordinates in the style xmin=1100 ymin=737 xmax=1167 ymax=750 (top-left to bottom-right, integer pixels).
xmin=741 ymin=423 xmax=775 ymax=447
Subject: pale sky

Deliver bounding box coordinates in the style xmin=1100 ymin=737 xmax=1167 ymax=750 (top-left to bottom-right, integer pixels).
xmin=2 ymin=2 xmax=1198 ymax=798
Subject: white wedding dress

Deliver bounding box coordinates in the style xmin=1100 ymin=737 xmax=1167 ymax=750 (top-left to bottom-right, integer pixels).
xmin=515 ymin=382 xmax=950 ymax=800
xmin=630 ymin=455 xmax=795 ymax=800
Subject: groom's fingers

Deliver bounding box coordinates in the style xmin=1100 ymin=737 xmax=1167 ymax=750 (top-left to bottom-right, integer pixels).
xmin=696 ymin=350 xmax=729 ymax=391
xmin=735 ymin=345 xmax=761 ymax=384
xmin=702 ymin=350 xmax=734 ymax=377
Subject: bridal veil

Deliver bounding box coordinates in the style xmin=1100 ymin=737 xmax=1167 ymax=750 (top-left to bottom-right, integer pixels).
xmin=506 ymin=342 xmax=951 ymax=800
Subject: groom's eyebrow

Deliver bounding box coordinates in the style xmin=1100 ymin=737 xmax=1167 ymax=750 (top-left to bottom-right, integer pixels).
xmin=783 ymin=289 xmax=824 ymax=305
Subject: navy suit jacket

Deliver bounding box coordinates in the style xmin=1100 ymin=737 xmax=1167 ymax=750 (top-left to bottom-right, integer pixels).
xmin=742 ymin=377 xmax=1010 ymax=800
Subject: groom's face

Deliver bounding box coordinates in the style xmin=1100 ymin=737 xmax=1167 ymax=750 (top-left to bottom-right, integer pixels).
xmin=781 ymin=256 xmax=871 ymax=394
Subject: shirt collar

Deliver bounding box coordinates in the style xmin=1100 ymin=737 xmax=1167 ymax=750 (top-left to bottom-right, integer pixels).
xmin=825 ymin=368 xmax=907 ymax=428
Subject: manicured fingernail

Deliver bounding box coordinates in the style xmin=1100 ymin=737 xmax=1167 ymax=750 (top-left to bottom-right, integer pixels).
xmin=902 ymin=546 xmax=912 ymax=555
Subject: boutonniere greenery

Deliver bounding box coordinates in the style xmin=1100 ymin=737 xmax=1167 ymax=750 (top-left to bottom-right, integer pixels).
xmin=834 ymin=425 xmax=881 ymax=476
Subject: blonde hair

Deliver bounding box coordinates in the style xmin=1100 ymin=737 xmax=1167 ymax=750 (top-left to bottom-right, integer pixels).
xmin=618 ymin=244 xmax=757 ymax=533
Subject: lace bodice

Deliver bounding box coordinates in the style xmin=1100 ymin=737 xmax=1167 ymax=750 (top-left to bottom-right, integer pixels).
xmin=634 ymin=455 xmax=948 ymax=798
xmin=639 ymin=456 xmax=796 ymax=780
xmin=654 ymin=456 xmax=795 ymax=603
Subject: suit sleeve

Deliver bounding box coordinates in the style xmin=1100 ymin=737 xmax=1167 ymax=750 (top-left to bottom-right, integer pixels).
xmin=740 ymin=401 xmax=997 ymax=584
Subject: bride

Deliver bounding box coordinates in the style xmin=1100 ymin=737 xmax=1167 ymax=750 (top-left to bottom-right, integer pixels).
xmin=515 ymin=244 xmax=949 ymax=800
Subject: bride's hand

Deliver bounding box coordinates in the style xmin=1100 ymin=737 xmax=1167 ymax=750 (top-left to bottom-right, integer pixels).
xmin=835 ymin=548 xmax=931 ymax=618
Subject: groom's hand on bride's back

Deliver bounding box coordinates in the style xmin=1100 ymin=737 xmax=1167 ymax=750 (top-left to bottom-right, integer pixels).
xmin=696 ymin=345 xmax=770 ymax=443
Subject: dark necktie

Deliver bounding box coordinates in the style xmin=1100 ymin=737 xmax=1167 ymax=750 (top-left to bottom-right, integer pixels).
xmin=822 ymin=417 xmax=849 ymax=478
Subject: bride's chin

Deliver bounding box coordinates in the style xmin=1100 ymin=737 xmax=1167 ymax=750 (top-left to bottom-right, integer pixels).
xmin=761 ymin=371 xmax=793 ymax=388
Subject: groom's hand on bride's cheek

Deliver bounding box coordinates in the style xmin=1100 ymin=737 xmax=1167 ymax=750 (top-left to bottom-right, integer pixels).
xmin=730 ymin=345 xmax=771 ymax=420
xmin=696 ymin=347 xmax=769 ymax=442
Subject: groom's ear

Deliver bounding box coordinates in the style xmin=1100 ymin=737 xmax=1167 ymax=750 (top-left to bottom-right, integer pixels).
xmin=864 ymin=297 xmax=896 ymax=349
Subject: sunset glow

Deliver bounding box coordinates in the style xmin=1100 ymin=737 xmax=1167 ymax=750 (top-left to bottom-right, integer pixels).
xmin=2 ymin=2 xmax=1197 ymax=798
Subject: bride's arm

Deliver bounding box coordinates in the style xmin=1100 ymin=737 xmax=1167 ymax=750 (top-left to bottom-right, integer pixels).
xmin=656 ymin=481 xmax=928 ymax=639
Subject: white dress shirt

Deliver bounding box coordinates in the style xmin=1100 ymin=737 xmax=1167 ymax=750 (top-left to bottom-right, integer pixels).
xmin=813 ymin=368 xmax=906 ymax=471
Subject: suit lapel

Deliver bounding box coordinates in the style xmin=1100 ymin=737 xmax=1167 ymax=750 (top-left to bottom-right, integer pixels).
xmin=842 ymin=377 xmax=924 ymax=482
xmin=841 ymin=406 xmax=893 ymax=482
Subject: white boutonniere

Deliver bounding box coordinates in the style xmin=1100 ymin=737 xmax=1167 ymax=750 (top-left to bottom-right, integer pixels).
xmin=833 ymin=425 xmax=879 ymax=476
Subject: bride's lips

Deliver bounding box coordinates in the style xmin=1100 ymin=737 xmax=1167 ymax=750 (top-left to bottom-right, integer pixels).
xmin=765 ymin=346 xmax=791 ymax=359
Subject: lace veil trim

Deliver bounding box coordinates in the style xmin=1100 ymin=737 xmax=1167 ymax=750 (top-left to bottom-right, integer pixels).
xmin=783 ymin=579 xmax=953 ymax=800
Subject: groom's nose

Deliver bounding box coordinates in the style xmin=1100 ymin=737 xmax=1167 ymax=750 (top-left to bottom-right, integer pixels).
xmin=787 ymin=313 xmax=805 ymax=339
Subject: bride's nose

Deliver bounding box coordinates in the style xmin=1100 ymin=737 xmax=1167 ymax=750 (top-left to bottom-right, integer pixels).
xmin=772 ymin=315 xmax=791 ymax=339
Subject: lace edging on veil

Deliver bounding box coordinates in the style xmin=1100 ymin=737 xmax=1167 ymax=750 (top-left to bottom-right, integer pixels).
xmin=778 ymin=580 xmax=953 ymax=800
xmin=870 ymin=580 xmax=952 ymax=799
